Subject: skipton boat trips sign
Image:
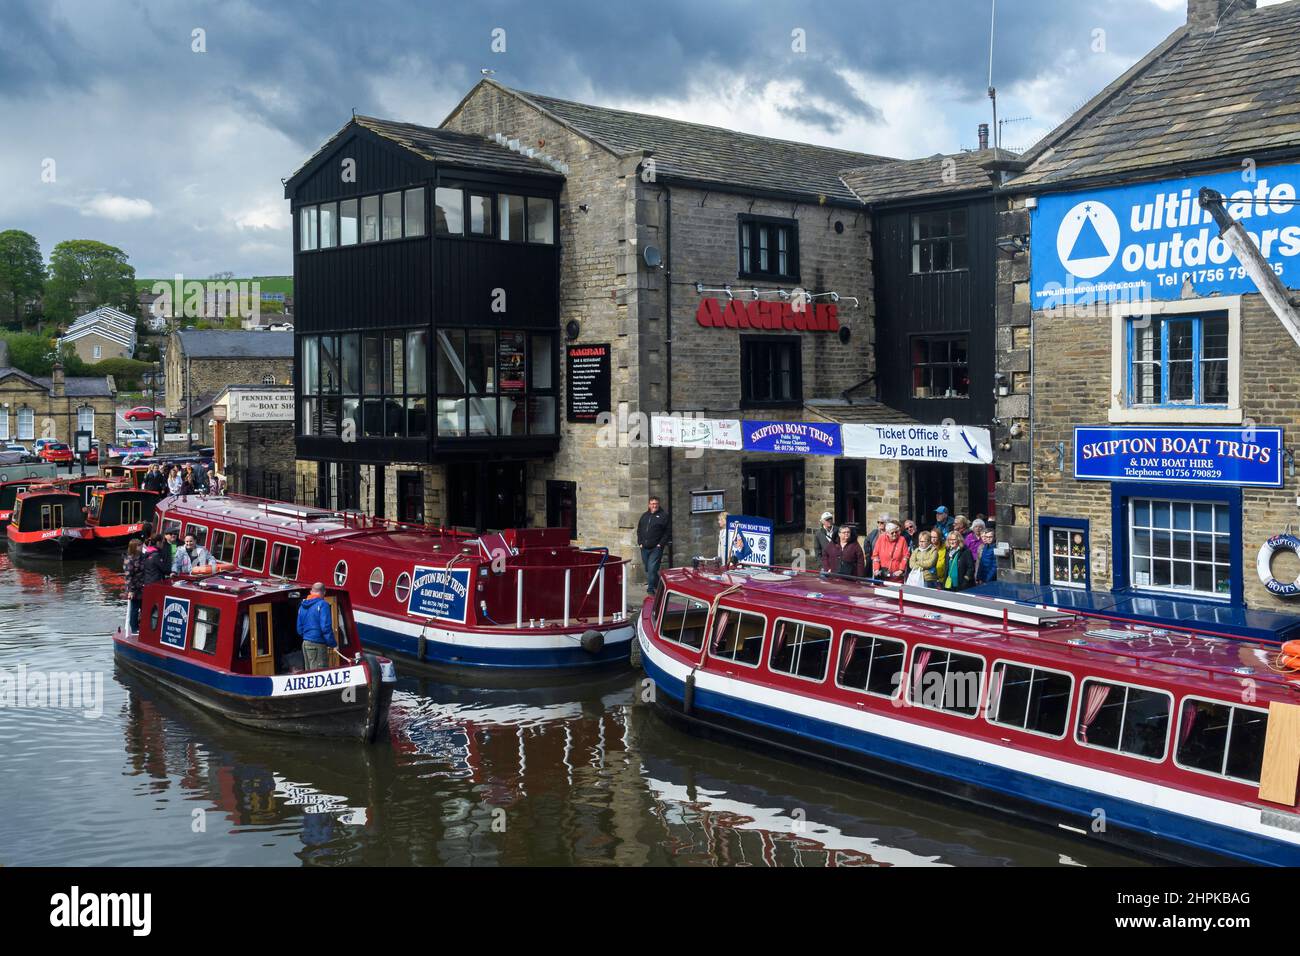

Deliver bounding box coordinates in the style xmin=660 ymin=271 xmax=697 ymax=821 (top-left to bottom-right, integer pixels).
xmin=726 ymin=515 xmax=773 ymax=568
xmin=743 ymin=421 xmax=843 ymax=456
xmin=408 ymin=565 xmax=472 ymax=624
xmin=160 ymin=596 xmax=190 ymax=649
xmin=1074 ymin=427 xmax=1283 ymax=487
xmin=1031 ymin=164 xmax=1300 ymax=309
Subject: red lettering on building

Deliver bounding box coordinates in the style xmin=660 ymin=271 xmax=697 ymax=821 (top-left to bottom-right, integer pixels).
xmin=694 ymin=297 xmax=840 ymax=332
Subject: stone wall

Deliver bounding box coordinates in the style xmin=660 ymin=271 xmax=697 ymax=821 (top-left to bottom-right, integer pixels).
xmin=224 ymin=421 xmax=296 ymax=499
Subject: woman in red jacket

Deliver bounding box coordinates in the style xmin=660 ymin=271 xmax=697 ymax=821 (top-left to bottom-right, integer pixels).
xmin=872 ymin=521 xmax=911 ymax=582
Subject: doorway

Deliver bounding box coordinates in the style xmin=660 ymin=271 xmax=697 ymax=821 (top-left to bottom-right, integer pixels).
xmin=546 ymin=480 xmax=577 ymax=540
xmin=910 ymin=462 xmax=955 ymax=530
xmin=447 ymin=461 xmax=527 ymax=531
xmin=833 ymin=459 xmax=867 ymax=534
xmin=397 ymin=472 xmax=424 ymax=524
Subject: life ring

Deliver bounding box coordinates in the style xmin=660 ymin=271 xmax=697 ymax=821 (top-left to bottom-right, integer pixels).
xmin=1258 ymin=535 xmax=1300 ymax=597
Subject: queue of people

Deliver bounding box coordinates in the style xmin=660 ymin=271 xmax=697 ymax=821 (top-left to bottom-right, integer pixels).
xmin=816 ymin=505 xmax=998 ymax=592
xmin=122 ymin=524 xmax=217 ymax=633
xmin=140 ymin=461 xmax=212 ymax=496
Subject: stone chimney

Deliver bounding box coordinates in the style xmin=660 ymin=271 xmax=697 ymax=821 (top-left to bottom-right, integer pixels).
xmin=52 ymin=361 xmax=65 ymax=397
xmin=978 ymin=123 xmax=990 ymax=151
xmin=1188 ymin=0 xmax=1256 ymax=34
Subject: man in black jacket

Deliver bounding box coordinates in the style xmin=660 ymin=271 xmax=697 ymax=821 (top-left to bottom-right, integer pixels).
xmin=635 ymin=496 xmax=671 ymax=595
xmin=139 ymin=534 xmax=172 ymax=586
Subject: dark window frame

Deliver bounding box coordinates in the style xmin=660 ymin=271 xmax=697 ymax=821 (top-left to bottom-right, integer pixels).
xmin=738 ymin=214 xmax=799 ymax=281
xmin=299 ymin=329 xmax=429 ymax=440
xmin=742 ymin=459 xmax=805 ymax=534
xmin=434 ymin=327 xmax=558 ymax=439
xmin=740 ymin=335 xmax=803 ymax=408
xmin=433 ymin=183 xmax=557 ymax=246
xmin=910 ymin=207 xmax=969 ymax=274
xmin=296 ymin=186 xmax=427 ymax=254
xmin=910 ymin=333 xmax=970 ymax=399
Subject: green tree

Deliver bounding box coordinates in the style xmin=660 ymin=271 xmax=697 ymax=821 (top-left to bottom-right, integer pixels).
xmin=0 ymin=230 xmax=45 ymax=327
xmin=0 ymin=331 xmax=57 ymax=375
xmin=45 ymin=239 xmax=136 ymax=325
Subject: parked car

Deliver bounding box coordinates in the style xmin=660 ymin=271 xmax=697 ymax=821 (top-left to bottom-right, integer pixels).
xmin=123 ymin=406 xmax=164 ymax=422
xmin=3 ymin=443 xmax=30 ymax=456
xmin=38 ymin=442 xmax=73 ymax=463
xmin=117 ymin=428 xmax=153 ymax=444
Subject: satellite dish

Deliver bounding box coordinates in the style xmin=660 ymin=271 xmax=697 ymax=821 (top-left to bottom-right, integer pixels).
xmin=642 ymin=245 xmax=663 ymax=268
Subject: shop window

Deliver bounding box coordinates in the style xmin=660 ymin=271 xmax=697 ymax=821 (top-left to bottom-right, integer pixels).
xmin=738 ymin=215 xmax=798 ymax=280
xmin=988 ymin=662 xmax=1072 ymax=738
xmin=1077 ymin=679 xmax=1171 ymax=761
xmin=435 ymin=328 xmax=557 ymax=439
xmin=1129 ymin=498 xmax=1230 ymax=598
xmin=908 ymin=645 xmax=985 ymax=717
xmin=910 ymin=207 xmax=967 ymax=273
xmin=1175 ymin=697 xmax=1268 ymax=784
xmin=1047 ymin=524 xmax=1089 ymax=589
xmin=1128 ymin=314 xmax=1228 ymax=407
xmin=740 ymin=336 xmax=801 ymax=407
xmin=742 ymin=460 xmax=804 ymax=534
xmin=837 ymin=632 xmax=906 ymax=699
xmin=911 ymin=335 xmax=969 ymax=398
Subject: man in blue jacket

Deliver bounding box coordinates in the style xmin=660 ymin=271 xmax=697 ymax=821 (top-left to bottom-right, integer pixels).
xmin=297 ymin=582 xmax=336 ymax=671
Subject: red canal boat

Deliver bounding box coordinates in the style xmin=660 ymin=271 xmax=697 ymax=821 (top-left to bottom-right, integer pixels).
xmin=6 ymin=486 xmax=96 ymax=559
xmin=114 ymin=573 xmax=397 ymax=741
xmin=639 ymin=564 xmax=1300 ymax=865
xmin=0 ymin=478 xmax=38 ymax=533
xmin=155 ymin=494 xmax=634 ymax=671
xmin=86 ymin=485 xmax=159 ymax=548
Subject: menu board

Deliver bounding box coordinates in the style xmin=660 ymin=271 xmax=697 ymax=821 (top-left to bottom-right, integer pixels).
xmin=499 ymin=332 xmax=526 ymax=392
xmin=566 ymin=343 xmax=611 ymax=423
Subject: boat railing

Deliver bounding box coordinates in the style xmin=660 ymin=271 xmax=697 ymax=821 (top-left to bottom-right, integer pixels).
xmin=502 ymin=553 xmax=631 ymax=629
xmin=701 ymin=562 xmax=1300 ymax=695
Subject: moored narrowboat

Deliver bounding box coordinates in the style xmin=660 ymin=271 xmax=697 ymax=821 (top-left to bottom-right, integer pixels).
xmin=114 ymin=573 xmax=397 ymax=741
xmin=0 ymin=478 xmax=38 ymax=534
xmin=86 ymin=485 xmax=159 ymax=548
xmin=155 ymin=493 xmax=635 ymax=672
xmin=5 ymin=487 xmax=96 ymax=559
xmin=638 ymin=565 xmax=1300 ymax=866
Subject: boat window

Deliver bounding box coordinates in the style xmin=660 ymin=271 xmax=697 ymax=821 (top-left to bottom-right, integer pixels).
xmin=987 ymin=662 xmax=1073 ymax=738
xmin=369 ymin=567 xmax=384 ymax=597
xmin=184 ymin=523 xmax=208 ymax=547
xmin=269 ymin=543 xmax=301 ymax=580
xmin=124 ymin=500 xmax=144 ymax=524
xmin=909 ymin=646 xmax=985 ymax=717
xmin=1175 ymin=697 xmax=1268 ymax=784
xmin=651 ymin=579 xmax=666 ymax=628
xmin=394 ymin=572 xmax=412 ymax=604
xmin=658 ymin=591 xmax=708 ymax=650
xmin=192 ymin=606 xmax=220 ymax=656
xmin=210 ymin=530 xmax=236 ymax=565
xmin=163 ymin=518 xmax=182 ymax=537
xmin=708 ymin=607 xmax=765 ymax=667
xmin=88 ymin=496 xmax=102 ymax=521
xmin=770 ymin=619 xmax=832 ymax=682
xmin=41 ymin=504 xmax=63 ymax=530
xmin=837 ymin=632 xmax=906 ymax=699
xmin=150 ymin=604 xmax=160 ymax=630
xmin=1076 ymin=679 xmax=1171 ymax=761
xmin=238 ymin=536 xmax=267 ymax=573
xmin=333 ymin=560 xmax=348 ymax=586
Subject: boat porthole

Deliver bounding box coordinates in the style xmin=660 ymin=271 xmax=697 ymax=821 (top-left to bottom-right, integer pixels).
xmin=333 ymin=560 xmax=348 ymax=587
xmin=394 ymin=572 xmax=411 ymax=604
xmin=149 ymin=605 xmax=159 ymax=629
xmin=369 ymin=567 xmax=384 ymax=597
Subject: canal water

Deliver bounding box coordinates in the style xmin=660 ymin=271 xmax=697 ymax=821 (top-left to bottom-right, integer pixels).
xmin=0 ymin=551 xmax=1143 ymax=867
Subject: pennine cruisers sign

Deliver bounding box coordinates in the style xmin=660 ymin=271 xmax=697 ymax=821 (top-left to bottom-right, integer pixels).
xmin=1074 ymin=426 xmax=1283 ymax=487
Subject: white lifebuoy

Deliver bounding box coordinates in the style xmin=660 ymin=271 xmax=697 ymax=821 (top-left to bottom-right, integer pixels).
xmin=1258 ymin=534 xmax=1300 ymax=597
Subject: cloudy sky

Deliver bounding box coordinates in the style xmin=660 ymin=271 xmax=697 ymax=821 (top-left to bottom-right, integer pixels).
xmin=0 ymin=0 xmax=1284 ymax=278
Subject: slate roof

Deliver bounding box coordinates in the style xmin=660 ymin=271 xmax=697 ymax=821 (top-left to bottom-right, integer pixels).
xmin=0 ymin=367 xmax=115 ymax=397
xmin=1012 ymin=1 xmax=1300 ymax=189
xmin=286 ymin=115 xmax=561 ymax=189
xmin=804 ymin=398 xmax=920 ymax=426
xmin=175 ymin=330 xmax=294 ymax=360
xmin=60 ymin=305 xmax=137 ymax=351
xmin=841 ymin=150 xmax=1015 ymax=205
xmin=476 ymin=81 xmax=895 ymax=204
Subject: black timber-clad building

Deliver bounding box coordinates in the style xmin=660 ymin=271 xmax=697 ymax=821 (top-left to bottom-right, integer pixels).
xmin=284 ymin=116 xmax=563 ymax=519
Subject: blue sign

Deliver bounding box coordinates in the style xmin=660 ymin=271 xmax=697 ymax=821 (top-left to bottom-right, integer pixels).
xmin=1032 ymin=163 xmax=1300 ymax=309
xmin=742 ymin=420 xmax=843 ymax=456
xmin=408 ymin=565 xmax=472 ymax=624
xmin=160 ymin=596 xmax=190 ymax=649
xmin=725 ymin=516 xmax=773 ymax=568
xmin=1075 ymin=427 xmax=1283 ymax=487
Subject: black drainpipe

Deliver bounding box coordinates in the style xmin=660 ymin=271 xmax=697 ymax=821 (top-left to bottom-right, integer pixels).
xmin=663 ymin=182 xmax=674 ymax=566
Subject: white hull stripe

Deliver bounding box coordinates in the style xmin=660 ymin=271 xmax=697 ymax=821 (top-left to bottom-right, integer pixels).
xmin=638 ymin=624 xmax=1300 ymax=849
xmin=356 ymin=608 xmax=634 ymax=651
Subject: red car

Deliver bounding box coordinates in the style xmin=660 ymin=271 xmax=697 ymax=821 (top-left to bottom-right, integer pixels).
xmin=39 ymin=442 xmax=73 ymax=463
xmin=124 ymin=406 xmax=164 ymax=422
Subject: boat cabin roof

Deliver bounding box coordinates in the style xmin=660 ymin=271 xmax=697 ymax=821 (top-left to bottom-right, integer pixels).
xmin=659 ymin=566 xmax=1300 ymax=702
xmin=162 ymin=573 xmax=329 ymax=608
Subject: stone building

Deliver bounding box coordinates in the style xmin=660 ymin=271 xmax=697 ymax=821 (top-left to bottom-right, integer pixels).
xmin=287 ymin=80 xmax=988 ymax=578
xmin=165 ymin=330 xmax=294 ymax=430
xmin=988 ymin=0 xmax=1300 ymax=624
xmin=0 ymin=346 xmax=117 ymax=451
xmin=57 ymin=306 xmax=137 ymax=363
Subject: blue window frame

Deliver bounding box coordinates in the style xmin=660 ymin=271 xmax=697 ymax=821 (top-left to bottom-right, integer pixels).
xmin=1127 ymin=313 xmax=1228 ymax=408
xmin=1109 ymin=481 xmax=1241 ymax=606
xmin=1038 ymin=516 xmax=1090 ymax=590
